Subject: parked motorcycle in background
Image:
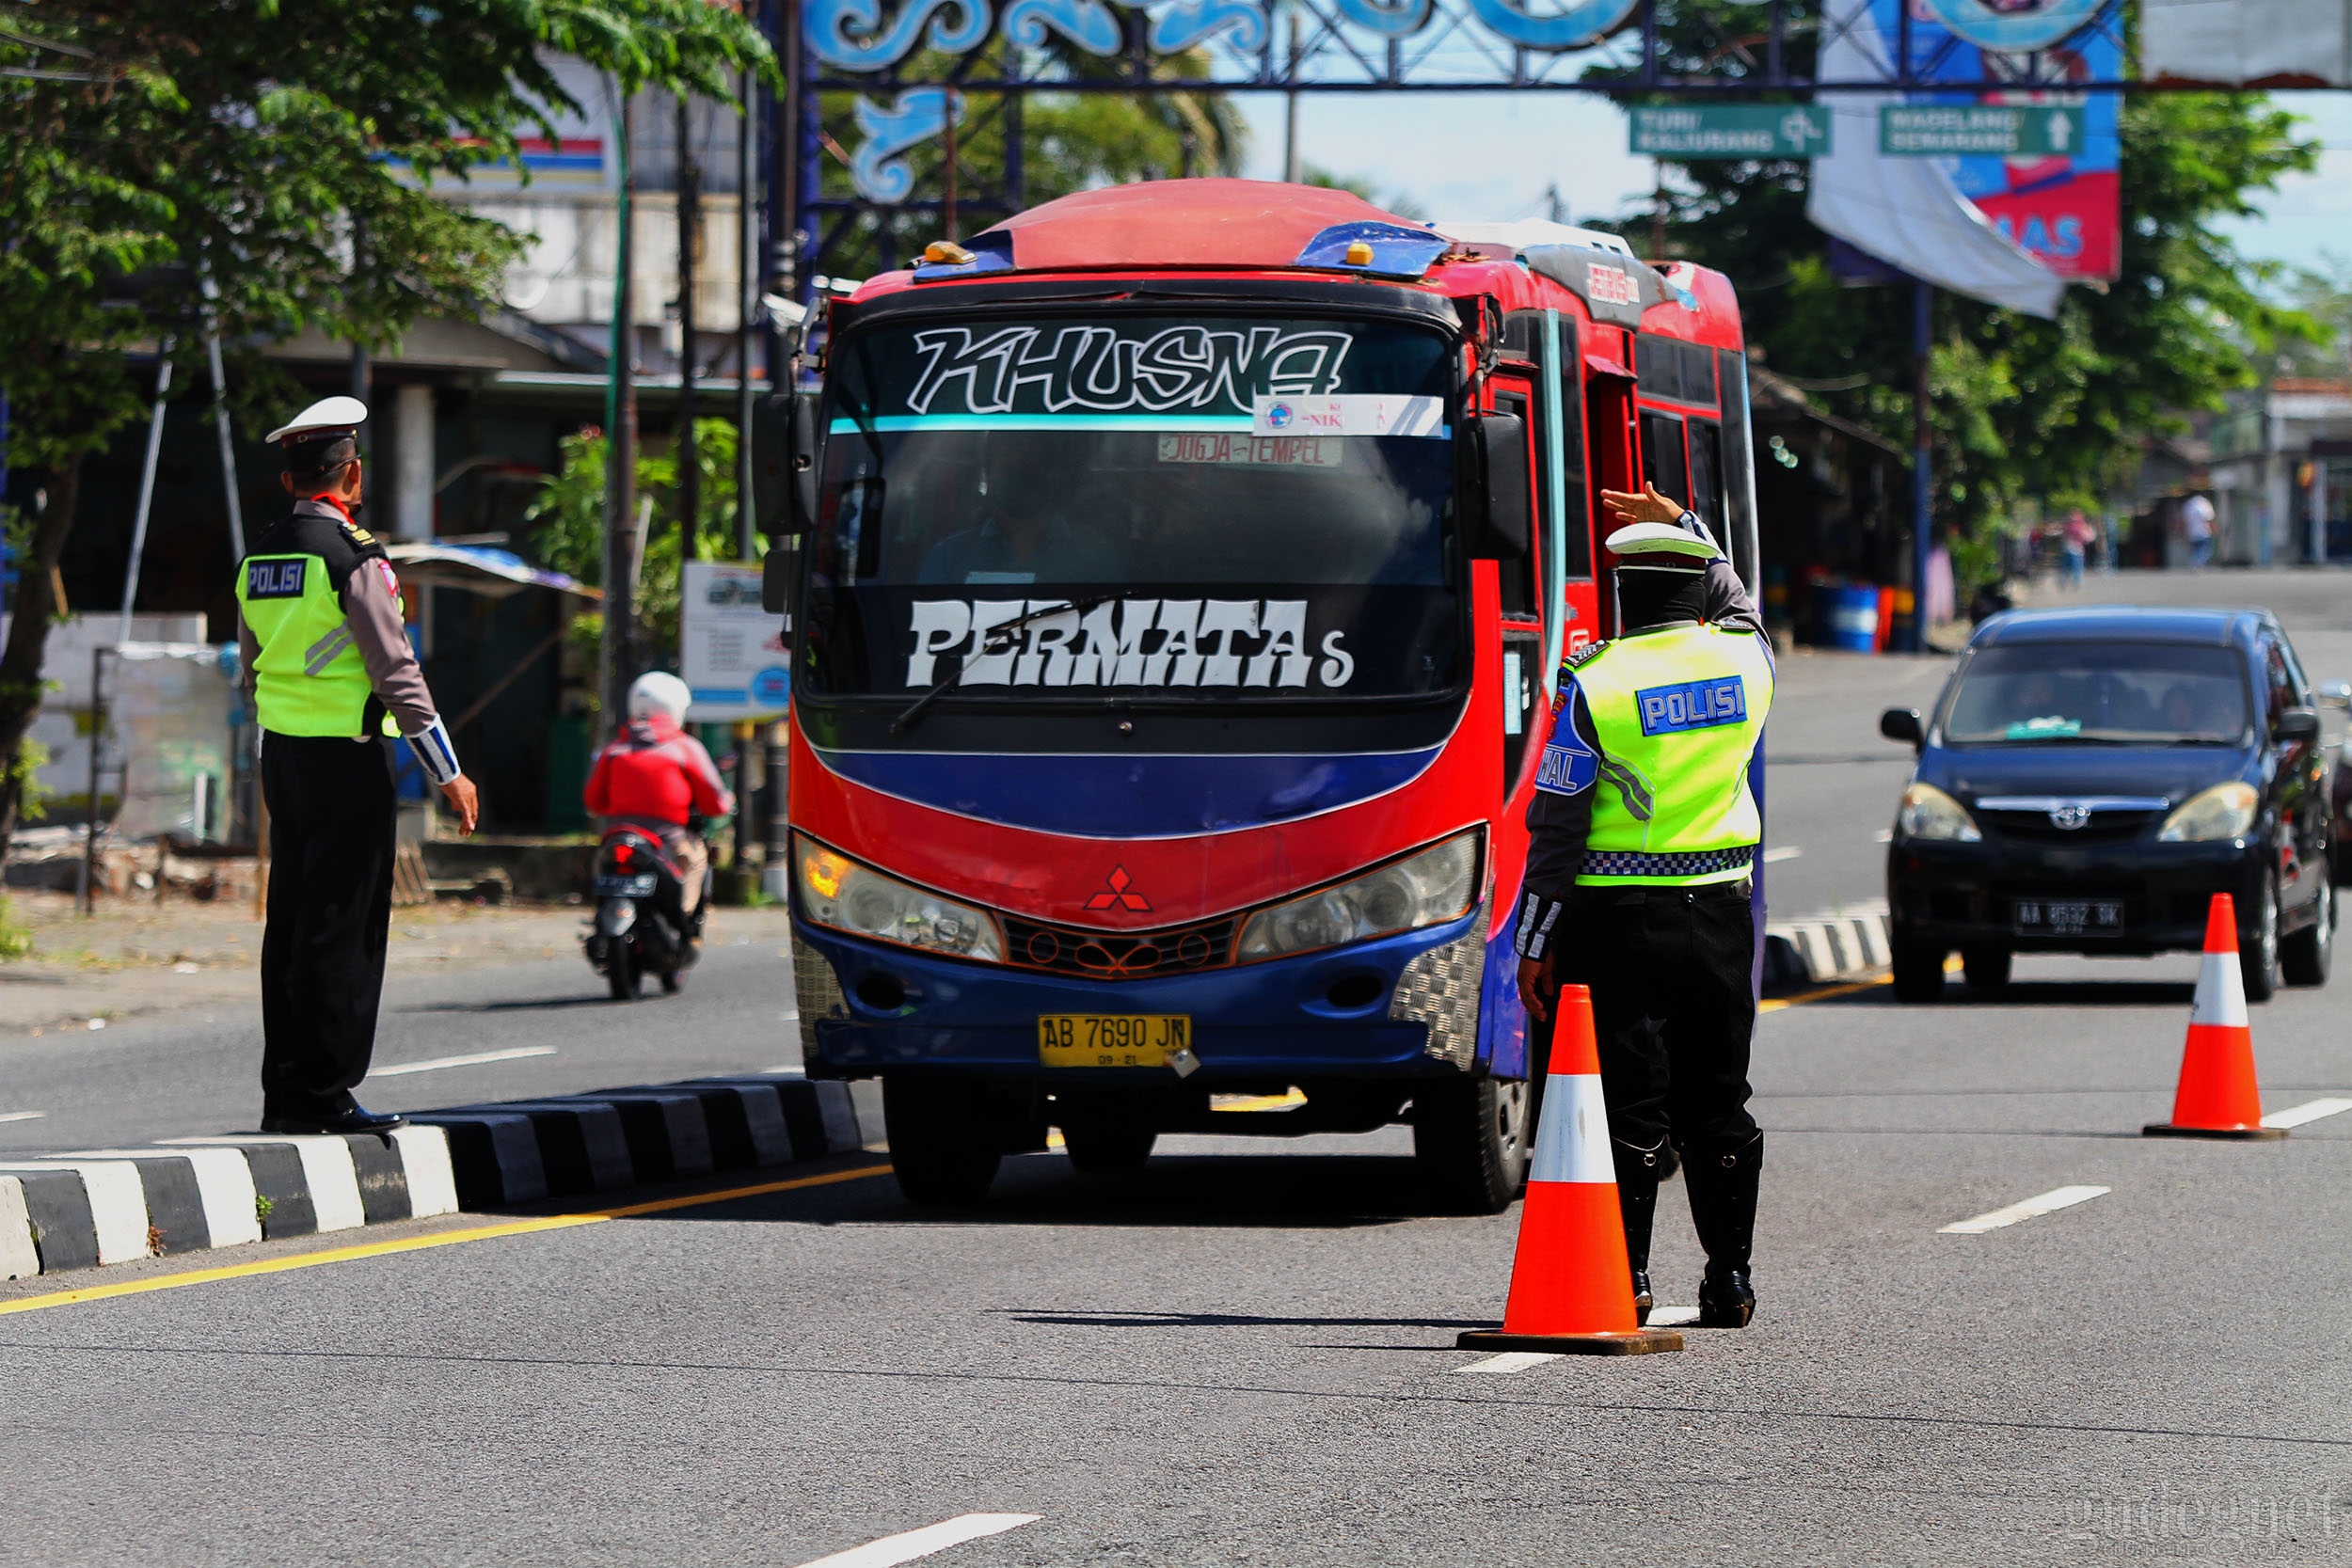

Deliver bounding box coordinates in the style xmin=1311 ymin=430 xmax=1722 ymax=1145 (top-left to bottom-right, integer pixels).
xmin=586 ymin=822 xmax=709 ymax=998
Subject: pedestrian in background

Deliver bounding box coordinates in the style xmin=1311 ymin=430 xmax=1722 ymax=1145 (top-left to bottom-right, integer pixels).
xmin=2182 ymin=492 xmax=2216 ymax=569
xmin=2060 ymin=508 xmax=2092 ymax=589
xmin=1514 ymin=482 xmax=1774 ymax=1330
xmin=235 ymin=398 xmax=479 ymax=1135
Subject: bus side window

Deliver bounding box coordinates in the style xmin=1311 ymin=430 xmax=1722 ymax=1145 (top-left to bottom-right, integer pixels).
xmin=1493 ymin=389 xmax=1539 ymax=619
xmin=1688 ymin=418 xmax=1724 ymax=538
xmin=1551 ymin=336 xmax=1592 ymax=580
xmin=1639 ymin=410 xmax=1690 ymax=511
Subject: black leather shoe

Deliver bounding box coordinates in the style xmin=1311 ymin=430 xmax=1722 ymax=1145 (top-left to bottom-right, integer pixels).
xmin=1696 ymin=1266 xmax=1756 ymax=1328
xmin=1632 ymin=1269 xmax=1654 ymax=1326
xmin=260 ymin=1104 xmax=406 ymax=1136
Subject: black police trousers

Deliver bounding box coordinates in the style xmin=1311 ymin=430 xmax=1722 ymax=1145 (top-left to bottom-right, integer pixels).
xmin=259 ymin=734 xmax=397 ymax=1117
xmin=1549 ymin=879 xmax=1760 ymax=1161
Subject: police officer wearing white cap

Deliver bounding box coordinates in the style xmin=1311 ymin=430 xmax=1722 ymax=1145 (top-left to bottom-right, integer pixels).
xmin=1513 ymin=482 xmax=1775 ymax=1330
xmin=235 ymin=397 xmax=480 ymax=1134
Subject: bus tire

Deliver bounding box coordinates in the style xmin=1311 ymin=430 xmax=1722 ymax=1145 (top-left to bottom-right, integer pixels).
xmin=882 ymin=1076 xmax=1003 ymax=1206
xmin=1413 ymin=1074 xmax=1531 ymax=1215
xmin=1061 ymin=1119 xmax=1156 ymax=1175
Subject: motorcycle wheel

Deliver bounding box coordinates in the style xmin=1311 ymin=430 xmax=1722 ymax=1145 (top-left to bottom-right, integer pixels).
xmin=607 ymin=942 xmax=643 ymax=1000
xmin=659 ymin=966 xmax=682 ymax=994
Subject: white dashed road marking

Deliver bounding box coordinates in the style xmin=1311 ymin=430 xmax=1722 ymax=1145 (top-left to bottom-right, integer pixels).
xmin=792 ymin=1513 xmax=1041 ymax=1568
xmin=1454 ymin=1351 xmax=1561 ymax=1373
xmin=0 ymin=1112 xmax=44 ymax=1124
xmin=2262 ymin=1096 xmax=2352 ymax=1130
xmin=1762 ymin=846 xmax=1803 ymax=863
xmin=1646 ymin=1305 xmax=1702 ymax=1327
xmin=1939 ymin=1185 xmax=2110 ymax=1235
xmin=367 ymin=1046 xmax=557 ymax=1077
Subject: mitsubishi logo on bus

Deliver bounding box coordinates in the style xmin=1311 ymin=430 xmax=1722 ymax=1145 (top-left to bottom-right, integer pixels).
xmin=1086 ymin=866 xmax=1152 ymax=912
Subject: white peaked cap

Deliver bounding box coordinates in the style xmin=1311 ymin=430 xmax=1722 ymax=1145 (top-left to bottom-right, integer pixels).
xmin=1606 ymin=521 xmax=1723 ymax=566
xmin=265 ymin=395 xmax=369 ymax=446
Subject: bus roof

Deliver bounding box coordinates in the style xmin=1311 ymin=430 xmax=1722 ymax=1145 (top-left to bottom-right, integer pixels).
xmin=842 ymin=178 xmax=1743 ymax=354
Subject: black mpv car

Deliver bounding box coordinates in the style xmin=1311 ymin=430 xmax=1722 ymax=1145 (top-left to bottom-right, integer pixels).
xmin=1881 ymin=607 xmax=2338 ymax=1003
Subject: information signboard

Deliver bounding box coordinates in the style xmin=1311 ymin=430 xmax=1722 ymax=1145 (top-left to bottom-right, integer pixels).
xmin=679 ymin=560 xmax=790 ymax=722
xmin=1879 ymin=105 xmax=2088 ymax=158
xmin=1629 ymin=104 xmax=1831 ymax=159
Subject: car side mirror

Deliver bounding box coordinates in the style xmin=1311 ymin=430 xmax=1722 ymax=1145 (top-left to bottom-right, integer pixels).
xmin=751 ymin=390 xmax=820 ymax=538
xmin=760 ymin=538 xmax=799 ymax=614
xmin=1464 ymin=411 xmax=1530 ymax=561
xmin=2318 ymin=680 xmax=2352 ymax=711
xmin=2275 ymin=706 xmax=2320 ymax=743
xmin=1880 ymin=707 xmax=1924 ymax=748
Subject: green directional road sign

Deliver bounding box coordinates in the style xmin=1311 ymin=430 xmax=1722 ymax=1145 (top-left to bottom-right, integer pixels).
xmin=1629 ymin=105 xmax=1831 ymax=160
xmin=1879 ymin=104 xmax=2089 ymax=157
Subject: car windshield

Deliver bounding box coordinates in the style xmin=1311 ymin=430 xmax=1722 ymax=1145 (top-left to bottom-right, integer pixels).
xmin=1941 ymin=642 xmax=2251 ymax=745
xmin=800 ymin=312 xmax=1458 ymax=703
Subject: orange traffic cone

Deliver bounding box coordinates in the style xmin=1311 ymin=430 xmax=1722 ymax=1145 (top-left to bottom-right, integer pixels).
xmin=1458 ymin=984 xmax=1685 ymax=1356
xmin=2144 ymin=894 xmax=2287 ymax=1141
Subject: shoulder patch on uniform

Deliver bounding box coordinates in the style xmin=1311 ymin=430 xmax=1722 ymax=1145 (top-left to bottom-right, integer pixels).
xmin=341 ymin=522 xmax=378 ymax=548
xmin=1562 ymin=637 xmax=1611 ymax=673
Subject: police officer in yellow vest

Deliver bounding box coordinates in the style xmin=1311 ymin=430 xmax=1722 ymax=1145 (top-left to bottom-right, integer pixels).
xmin=236 ymin=397 xmax=480 ymax=1135
xmin=1516 ymin=483 xmax=1773 ymax=1330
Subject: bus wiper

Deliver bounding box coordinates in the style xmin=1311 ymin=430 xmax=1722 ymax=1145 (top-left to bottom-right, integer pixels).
xmin=889 ymin=594 xmax=1113 ymax=737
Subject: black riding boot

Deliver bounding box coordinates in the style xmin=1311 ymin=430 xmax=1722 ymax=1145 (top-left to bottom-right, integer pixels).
xmin=1686 ymin=1130 xmax=1763 ymax=1328
xmin=1613 ymin=1135 xmax=1672 ymax=1326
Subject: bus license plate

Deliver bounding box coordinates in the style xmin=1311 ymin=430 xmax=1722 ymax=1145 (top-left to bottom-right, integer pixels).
xmin=1038 ymin=1014 xmax=1190 ymax=1069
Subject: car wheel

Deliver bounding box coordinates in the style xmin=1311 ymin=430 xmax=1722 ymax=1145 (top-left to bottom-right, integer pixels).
xmin=882 ymin=1076 xmax=1003 ymax=1205
xmin=2282 ymin=877 xmax=2332 ymax=989
xmin=2240 ymin=878 xmax=2281 ymax=1003
xmin=1962 ymin=946 xmax=2011 ymax=993
xmin=1414 ymin=1075 xmax=1531 ymax=1215
xmin=1891 ymin=939 xmax=1947 ymax=1003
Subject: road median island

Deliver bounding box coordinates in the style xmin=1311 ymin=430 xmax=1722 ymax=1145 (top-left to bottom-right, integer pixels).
xmin=0 ymin=1074 xmax=864 ymax=1282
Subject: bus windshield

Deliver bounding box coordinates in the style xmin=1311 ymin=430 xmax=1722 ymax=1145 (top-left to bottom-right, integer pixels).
xmin=800 ymin=313 xmax=1458 ymax=704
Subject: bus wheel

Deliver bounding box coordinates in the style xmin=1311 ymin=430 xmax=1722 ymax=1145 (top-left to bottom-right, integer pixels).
xmin=1061 ymin=1118 xmax=1156 ymax=1175
xmin=1414 ymin=1075 xmax=1530 ymax=1215
xmin=882 ymin=1076 xmax=1003 ymax=1205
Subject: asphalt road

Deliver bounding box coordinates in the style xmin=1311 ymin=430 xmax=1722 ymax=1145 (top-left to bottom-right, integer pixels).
xmin=2 ymin=569 xmax=2348 ymax=1564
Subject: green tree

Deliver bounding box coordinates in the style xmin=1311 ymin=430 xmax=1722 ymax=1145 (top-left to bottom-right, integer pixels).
xmin=527 ymin=418 xmax=748 ymax=685
xmin=0 ymin=1 xmax=774 ymax=851
xmin=1614 ymin=4 xmax=2317 ymax=534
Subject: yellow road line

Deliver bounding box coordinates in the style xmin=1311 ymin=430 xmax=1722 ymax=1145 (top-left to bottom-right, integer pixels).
xmin=1757 ymin=973 xmax=1894 ymax=1013
xmin=0 ymin=1163 xmax=891 ymax=1318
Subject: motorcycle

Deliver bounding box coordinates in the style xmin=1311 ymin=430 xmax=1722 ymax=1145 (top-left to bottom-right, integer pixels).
xmin=584 ymin=825 xmax=705 ymax=998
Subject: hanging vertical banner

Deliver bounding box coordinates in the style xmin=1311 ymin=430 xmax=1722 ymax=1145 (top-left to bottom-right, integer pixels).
xmin=1877 ymin=0 xmax=2122 ymax=282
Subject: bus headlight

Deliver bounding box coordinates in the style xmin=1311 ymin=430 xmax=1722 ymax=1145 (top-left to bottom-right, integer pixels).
xmin=2158 ymin=782 xmax=2258 ymax=843
xmin=1896 ymin=783 xmax=1980 ymax=842
xmin=794 ymin=833 xmax=1004 ymax=962
xmin=1235 ymin=830 xmax=1482 ymax=961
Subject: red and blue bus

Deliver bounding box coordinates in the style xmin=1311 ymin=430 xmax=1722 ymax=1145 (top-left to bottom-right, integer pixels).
xmin=770 ymin=180 xmax=1759 ymax=1209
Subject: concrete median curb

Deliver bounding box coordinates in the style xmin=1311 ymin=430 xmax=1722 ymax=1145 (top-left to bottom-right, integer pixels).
xmin=1764 ymin=899 xmax=1893 ymax=990
xmin=0 ymin=1075 xmax=866 ymax=1280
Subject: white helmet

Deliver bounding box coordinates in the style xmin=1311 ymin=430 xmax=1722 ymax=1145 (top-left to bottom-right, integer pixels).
xmin=627 ymin=671 xmax=692 ymax=724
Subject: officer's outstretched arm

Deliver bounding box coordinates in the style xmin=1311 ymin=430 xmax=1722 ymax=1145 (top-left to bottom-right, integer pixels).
xmin=343 ymin=557 xmax=477 ymax=835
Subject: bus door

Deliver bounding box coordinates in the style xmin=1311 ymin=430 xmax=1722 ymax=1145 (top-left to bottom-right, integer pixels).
xmin=1583 ymin=341 xmax=1639 ymax=639
xmin=1488 ymin=382 xmax=1547 ymax=797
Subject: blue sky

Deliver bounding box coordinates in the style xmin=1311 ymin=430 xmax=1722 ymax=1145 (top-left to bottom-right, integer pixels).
xmin=1235 ymin=90 xmax=2352 ymax=284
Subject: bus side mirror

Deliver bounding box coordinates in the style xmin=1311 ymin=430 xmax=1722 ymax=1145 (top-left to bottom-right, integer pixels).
xmin=751 ymin=390 xmax=820 ymax=538
xmin=1467 ymin=412 xmax=1530 ymax=560
xmin=761 ymin=538 xmax=799 ymax=614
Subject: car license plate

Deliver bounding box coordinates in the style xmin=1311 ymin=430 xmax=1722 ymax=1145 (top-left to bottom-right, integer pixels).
xmin=596 ymin=873 xmax=659 ymax=897
xmin=2012 ymin=898 xmax=2123 ymax=936
xmin=1038 ymin=1014 xmax=1190 ymax=1069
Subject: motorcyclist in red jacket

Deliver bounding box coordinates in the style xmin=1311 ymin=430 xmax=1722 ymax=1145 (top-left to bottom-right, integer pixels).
xmin=584 ymin=673 xmax=734 ymax=921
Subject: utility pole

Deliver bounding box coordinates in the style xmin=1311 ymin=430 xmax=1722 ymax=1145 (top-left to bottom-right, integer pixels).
xmin=1281 ymin=10 xmax=1302 ymax=183
xmin=1908 ymin=279 xmax=1932 ymax=654
xmin=677 ymin=92 xmax=701 ymax=571
xmin=737 ymin=61 xmax=758 ymax=562
xmin=602 ymin=87 xmax=640 ymax=736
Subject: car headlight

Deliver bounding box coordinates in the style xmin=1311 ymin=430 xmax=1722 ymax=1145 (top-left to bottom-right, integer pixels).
xmin=794 ymin=833 xmax=1003 ymax=961
xmin=1235 ymin=830 xmax=1482 ymax=961
xmin=2158 ymin=782 xmax=2259 ymax=843
xmin=1896 ymin=782 xmax=1981 ymax=842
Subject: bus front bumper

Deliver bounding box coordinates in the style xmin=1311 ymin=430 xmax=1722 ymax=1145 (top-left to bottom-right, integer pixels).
xmin=790 ymin=908 xmax=1499 ymax=1084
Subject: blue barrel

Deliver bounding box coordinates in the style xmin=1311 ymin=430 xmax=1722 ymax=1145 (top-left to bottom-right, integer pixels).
xmin=1820 ymin=586 xmax=1882 ymax=653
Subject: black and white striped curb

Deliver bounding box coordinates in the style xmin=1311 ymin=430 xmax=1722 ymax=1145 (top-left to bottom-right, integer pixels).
xmin=0 ymin=1075 xmax=865 ymax=1281
xmin=1763 ymin=899 xmax=1893 ymax=989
